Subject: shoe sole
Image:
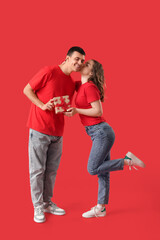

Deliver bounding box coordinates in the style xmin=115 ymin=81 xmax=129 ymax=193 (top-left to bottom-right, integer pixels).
xmin=82 ymin=214 xmax=106 ymax=218
xmin=126 ymin=152 xmax=146 ymax=168
xmin=43 ymin=209 xmax=66 ymax=215
xmin=34 ymin=217 xmax=46 ymax=223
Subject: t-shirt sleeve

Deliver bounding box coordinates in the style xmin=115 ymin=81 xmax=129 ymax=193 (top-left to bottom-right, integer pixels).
xmin=85 ymin=84 xmax=100 ymax=103
xmin=29 ymin=66 xmax=51 ymax=91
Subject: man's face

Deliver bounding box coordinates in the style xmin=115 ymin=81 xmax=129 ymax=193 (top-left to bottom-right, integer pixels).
xmin=67 ymin=51 xmax=85 ymax=72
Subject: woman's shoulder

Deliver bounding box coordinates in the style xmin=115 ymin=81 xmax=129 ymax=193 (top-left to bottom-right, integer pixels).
xmin=85 ymin=81 xmax=99 ymax=92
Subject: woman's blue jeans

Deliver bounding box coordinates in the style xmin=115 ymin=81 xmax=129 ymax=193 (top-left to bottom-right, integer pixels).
xmin=85 ymin=122 xmax=124 ymax=204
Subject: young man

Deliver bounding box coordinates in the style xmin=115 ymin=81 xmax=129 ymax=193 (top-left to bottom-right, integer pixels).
xmin=23 ymin=47 xmax=85 ymax=223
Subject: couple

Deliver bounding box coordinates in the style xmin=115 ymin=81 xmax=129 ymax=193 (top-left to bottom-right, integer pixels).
xmin=24 ymin=46 xmax=145 ymax=223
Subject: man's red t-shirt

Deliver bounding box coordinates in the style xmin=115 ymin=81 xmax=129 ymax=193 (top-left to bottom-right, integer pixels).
xmin=27 ymin=65 xmax=76 ymax=136
xmin=75 ymin=82 xmax=105 ymax=126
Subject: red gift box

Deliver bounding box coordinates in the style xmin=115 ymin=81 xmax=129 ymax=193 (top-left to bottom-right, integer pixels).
xmin=53 ymin=95 xmax=71 ymax=114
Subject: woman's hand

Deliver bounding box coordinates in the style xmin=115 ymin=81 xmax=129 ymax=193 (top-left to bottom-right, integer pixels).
xmin=64 ymin=100 xmax=103 ymax=117
xmin=64 ymin=107 xmax=77 ymax=117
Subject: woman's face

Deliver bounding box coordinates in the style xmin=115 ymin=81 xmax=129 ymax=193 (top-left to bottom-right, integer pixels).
xmin=80 ymin=60 xmax=94 ymax=76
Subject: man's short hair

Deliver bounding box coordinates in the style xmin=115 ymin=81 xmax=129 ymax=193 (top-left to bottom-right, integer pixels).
xmin=67 ymin=46 xmax=86 ymax=57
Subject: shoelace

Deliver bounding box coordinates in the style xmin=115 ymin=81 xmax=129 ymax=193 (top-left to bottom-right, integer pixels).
xmin=92 ymin=206 xmax=105 ymax=218
xmin=35 ymin=207 xmax=43 ymax=215
xmin=128 ymin=160 xmax=138 ymax=171
xmin=124 ymin=155 xmax=138 ymax=171
xmin=48 ymin=202 xmax=57 ymax=207
xmin=93 ymin=206 xmax=99 ymax=218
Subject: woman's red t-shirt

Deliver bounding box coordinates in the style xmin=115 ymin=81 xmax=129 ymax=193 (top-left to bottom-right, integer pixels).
xmin=75 ymin=82 xmax=105 ymax=126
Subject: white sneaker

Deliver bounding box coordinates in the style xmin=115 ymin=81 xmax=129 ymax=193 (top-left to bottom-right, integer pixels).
xmin=43 ymin=201 xmax=66 ymax=215
xmin=82 ymin=205 xmax=106 ymax=218
xmin=125 ymin=152 xmax=146 ymax=170
xmin=34 ymin=206 xmax=46 ymax=223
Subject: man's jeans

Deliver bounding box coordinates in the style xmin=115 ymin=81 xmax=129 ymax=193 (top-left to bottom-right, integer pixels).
xmin=85 ymin=122 xmax=124 ymax=204
xmin=29 ymin=129 xmax=63 ymax=207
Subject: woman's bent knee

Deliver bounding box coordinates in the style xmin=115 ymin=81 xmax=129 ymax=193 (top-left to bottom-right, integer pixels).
xmin=87 ymin=167 xmax=97 ymax=175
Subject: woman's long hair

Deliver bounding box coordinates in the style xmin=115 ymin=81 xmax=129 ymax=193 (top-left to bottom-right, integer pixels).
xmin=88 ymin=60 xmax=105 ymax=102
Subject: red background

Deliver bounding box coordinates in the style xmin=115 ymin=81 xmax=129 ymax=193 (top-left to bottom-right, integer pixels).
xmin=1 ymin=0 xmax=160 ymax=239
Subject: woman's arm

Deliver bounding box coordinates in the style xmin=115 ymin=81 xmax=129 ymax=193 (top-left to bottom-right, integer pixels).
xmin=64 ymin=100 xmax=103 ymax=117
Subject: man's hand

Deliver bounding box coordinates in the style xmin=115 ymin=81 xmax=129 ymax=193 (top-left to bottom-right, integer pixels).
xmin=63 ymin=107 xmax=77 ymax=117
xmin=23 ymin=83 xmax=55 ymax=111
xmin=41 ymin=99 xmax=54 ymax=111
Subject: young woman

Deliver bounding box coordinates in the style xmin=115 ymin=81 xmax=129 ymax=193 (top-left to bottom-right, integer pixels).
xmin=65 ymin=60 xmax=145 ymax=218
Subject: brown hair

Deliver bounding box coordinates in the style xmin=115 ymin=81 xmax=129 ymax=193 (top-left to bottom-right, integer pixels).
xmin=88 ymin=60 xmax=105 ymax=102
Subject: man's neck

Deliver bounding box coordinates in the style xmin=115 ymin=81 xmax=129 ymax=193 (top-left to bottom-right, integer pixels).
xmin=59 ymin=62 xmax=72 ymax=75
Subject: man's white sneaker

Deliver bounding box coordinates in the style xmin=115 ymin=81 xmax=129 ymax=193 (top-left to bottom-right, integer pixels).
xmin=82 ymin=205 xmax=106 ymax=218
xmin=43 ymin=201 xmax=66 ymax=215
xmin=34 ymin=206 xmax=46 ymax=223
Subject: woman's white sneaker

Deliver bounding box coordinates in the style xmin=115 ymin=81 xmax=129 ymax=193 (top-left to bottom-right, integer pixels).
xmin=125 ymin=151 xmax=146 ymax=169
xmin=82 ymin=205 xmax=106 ymax=218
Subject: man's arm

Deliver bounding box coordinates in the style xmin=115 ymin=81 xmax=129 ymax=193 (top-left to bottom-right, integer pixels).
xmin=23 ymin=83 xmax=54 ymax=111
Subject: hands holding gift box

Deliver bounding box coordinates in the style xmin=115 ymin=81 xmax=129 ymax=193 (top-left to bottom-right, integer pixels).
xmin=42 ymin=95 xmax=71 ymax=113
xmin=52 ymin=95 xmax=71 ymax=114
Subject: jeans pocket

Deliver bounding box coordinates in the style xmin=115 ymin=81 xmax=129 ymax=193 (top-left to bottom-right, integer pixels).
xmin=29 ymin=129 xmax=33 ymax=138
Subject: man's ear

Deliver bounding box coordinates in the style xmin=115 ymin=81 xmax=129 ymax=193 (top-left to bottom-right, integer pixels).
xmin=65 ymin=55 xmax=69 ymax=62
